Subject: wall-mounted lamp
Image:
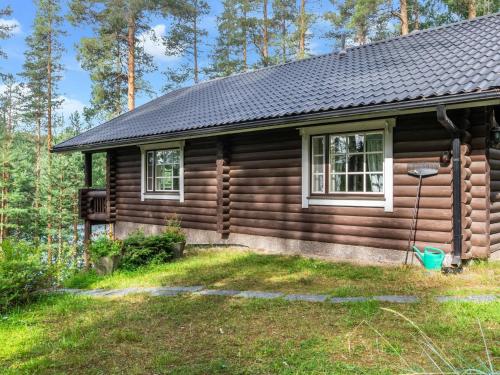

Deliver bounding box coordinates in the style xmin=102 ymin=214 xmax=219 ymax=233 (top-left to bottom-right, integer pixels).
xmin=440 ymin=151 xmax=451 ymax=164
xmin=491 ymin=127 xmax=500 ymax=148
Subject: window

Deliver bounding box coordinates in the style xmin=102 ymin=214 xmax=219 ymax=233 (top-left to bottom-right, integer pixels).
xmin=146 ymin=149 xmax=181 ymax=192
xmin=140 ymin=141 xmax=184 ymax=201
xmin=326 ymin=132 xmax=384 ymax=194
xmin=301 ymin=119 xmax=394 ymax=211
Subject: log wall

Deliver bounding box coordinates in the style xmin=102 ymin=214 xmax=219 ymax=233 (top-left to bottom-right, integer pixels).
xmin=109 ymin=109 xmax=492 ymax=256
xmin=488 ymin=107 xmax=500 ymax=257
xmin=112 ymin=138 xmax=218 ymax=231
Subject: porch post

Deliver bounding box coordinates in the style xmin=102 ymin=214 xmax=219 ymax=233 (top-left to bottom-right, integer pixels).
xmin=216 ymin=138 xmax=230 ymax=238
xmin=83 ymin=152 xmax=92 ymax=269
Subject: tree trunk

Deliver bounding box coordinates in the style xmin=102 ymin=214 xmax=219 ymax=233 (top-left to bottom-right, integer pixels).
xmin=262 ymin=0 xmax=269 ymax=64
xmin=193 ymin=2 xmax=199 ymax=84
xmin=127 ymin=17 xmax=136 ymax=111
xmin=242 ymin=4 xmax=248 ymax=71
xmin=298 ymin=0 xmax=306 ymax=59
xmin=400 ymin=0 xmax=409 ymax=35
xmin=468 ymin=0 xmax=476 ymax=19
xmin=281 ymin=16 xmax=286 ymax=62
xmin=47 ymin=24 xmax=53 ymax=264
xmin=34 ymin=113 xmax=41 ymax=245
xmin=413 ymin=0 xmax=420 ymax=31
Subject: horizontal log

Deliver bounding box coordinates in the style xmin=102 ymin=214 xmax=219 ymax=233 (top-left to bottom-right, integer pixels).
xmin=184 ymin=163 xmax=217 ymax=172
xmin=229 ymin=217 xmax=451 ymax=243
xmin=116 ymin=215 xmax=216 ymax=231
xmin=184 ymin=170 xmax=217 ymax=179
xmin=394 ymin=196 xmax=451 ymax=209
xmin=470 ymin=222 xmax=488 ymax=234
xmin=229 ymin=167 xmax=302 ymax=178
xmin=184 ymin=185 xmax=217 ymax=194
xmin=231 ymin=139 xmax=300 ymax=153
xmin=489 ymin=148 xmax=500 ymax=160
xmin=393 ymin=163 xmax=450 ymax=175
xmin=116 ymin=160 xmax=141 ymax=168
xmin=469 ymin=246 xmax=490 ymax=259
xmin=489 ymin=159 xmax=500 ymax=170
xmin=393 ymin=155 xmax=443 ymax=164
xmin=185 ymin=155 xmax=216 ymax=164
xmin=231 ymin=193 xmax=301 ymax=204
xmin=489 ymin=212 xmax=500 ymax=224
xmin=490 ymin=202 xmax=500 ymax=213
xmin=393 ymin=185 xmax=451 ymax=198
xmin=394 ymin=139 xmax=451 ymax=153
xmin=231 ymin=149 xmax=299 ymax=162
xmin=116 ymin=197 xmax=217 ymax=208
xmin=184 ymin=147 xmax=217 ymax=157
xmin=470 ymin=186 xmax=486 ymax=198
xmin=394 ymin=174 xmax=451 ymax=186
xmin=116 ymin=186 xmax=141 ymax=193
xmin=469 ymin=161 xmax=487 ymax=174
xmin=470 ymin=234 xmax=488 ymax=247
xmin=395 ymin=129 xmax=448 ymax=142
xmin=230 ymin=225 xmax=452 ymax=252
xmin=116 ymin=209 xmax=216 ymax=223
xmin=470 ymin=198 xmax=486 ymax=210
xmin=230 ymin=176 xmax=302 ymax=186
xmin=184 ymin=193 xmax=217 ymax=201
xmin=229 ymin=185 xmax=300 ymax=195
xmin=229 ymin=201 xmax=452 ymax=220
xmin=230 ymin=158 xmax=302 ymax=169
xmin=230 ymin=209 xmax=452 ymax=231
xmin=116 ymin=203 xmax=216 ymax=216
xmin=469 ymin=174 xmax=486 ymax=185
xmin=489 ymin=222 xmax=500 ymax=234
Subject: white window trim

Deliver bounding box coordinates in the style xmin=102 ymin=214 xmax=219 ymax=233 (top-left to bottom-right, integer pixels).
xmin=300 ymin=119 xmax=395 ymax=212
xmin=140 ymin=140 xmax=185 ymax=202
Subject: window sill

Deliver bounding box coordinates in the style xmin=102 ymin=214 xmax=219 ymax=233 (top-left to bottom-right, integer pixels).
xmin=142 ymin=193 xmax=180 ymax=201
xmin=307 ymin=198 xmax=386 ymax=208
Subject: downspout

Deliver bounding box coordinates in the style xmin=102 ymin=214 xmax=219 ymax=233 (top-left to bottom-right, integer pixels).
xmin=436 ymin=105 xmax=463 ymax=268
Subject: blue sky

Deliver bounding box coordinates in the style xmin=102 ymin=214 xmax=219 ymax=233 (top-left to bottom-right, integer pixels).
xmin=0 ymin=0 xmax=338 ymax=122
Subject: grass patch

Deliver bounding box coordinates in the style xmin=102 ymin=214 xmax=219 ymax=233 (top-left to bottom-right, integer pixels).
xmin=64 ymin=247 xmax=500 ymax=297
xmin=1 ymin=293 xmax=498 ymax=374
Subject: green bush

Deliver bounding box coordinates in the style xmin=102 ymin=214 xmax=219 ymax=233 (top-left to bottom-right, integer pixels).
xmin=0 ymin=240 xmax=51 ymax=313
xmin=89 ymin=236 xmax=122 ymax=263
xmin=119 ymin=231 xmax=176 ymax=270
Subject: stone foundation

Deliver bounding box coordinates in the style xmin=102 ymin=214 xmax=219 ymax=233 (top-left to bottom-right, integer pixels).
xmin=114 ymin=221 xmax=419 ymax=266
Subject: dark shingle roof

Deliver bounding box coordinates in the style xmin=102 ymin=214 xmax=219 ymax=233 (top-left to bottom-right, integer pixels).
xmin=54 ymin=13 xmax=500 ymax=151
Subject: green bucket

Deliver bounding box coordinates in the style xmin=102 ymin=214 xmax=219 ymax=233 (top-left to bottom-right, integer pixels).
xmin=412 ymin=246 xmax=445 ymax=271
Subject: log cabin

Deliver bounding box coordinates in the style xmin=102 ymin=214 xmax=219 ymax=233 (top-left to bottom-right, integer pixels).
xmin=53 ymin=14 xmax=500 ymax=267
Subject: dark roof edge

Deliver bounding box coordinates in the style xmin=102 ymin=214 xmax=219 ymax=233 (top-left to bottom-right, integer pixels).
xmin=52 ymin=90 xmax=500 ymax=153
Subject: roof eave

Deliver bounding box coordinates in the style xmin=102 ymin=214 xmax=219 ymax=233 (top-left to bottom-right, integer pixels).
xmin=52 ymin=90 xmax=500 ymax=153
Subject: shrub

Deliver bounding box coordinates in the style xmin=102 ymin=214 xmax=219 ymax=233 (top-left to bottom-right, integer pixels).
xmin=0 ymin=240 xmax=51 ymax=313
xmin=119 ymin=231 xmax=175 ymax=270
xmin=89 ymin=236 xmax=122 ymax=263
xmin=164 ymin=217 xmax=186 ymax=243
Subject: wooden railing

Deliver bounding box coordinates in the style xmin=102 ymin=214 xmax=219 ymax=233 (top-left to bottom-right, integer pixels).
xmin=79 ymin=188 xmax=110 ymax=222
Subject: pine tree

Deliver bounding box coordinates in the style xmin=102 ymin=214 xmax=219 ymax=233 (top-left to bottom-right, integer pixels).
xmin=0 ymin=75 xmax=22 ymax=242
xmin=23 ymin=0 xmax=65 ymax=263
xmin=249 ymin=0 xmax=273 ymax=66
xmin=272 ymin=0 xmax=297 ymax=63
xmin=296 ymin=0 xmax=315 ymax=59
xmin=163 ymin=0 xmax=210 ymax=90
xmin=0 ymin=6 xmax=13 ymax=61
xmin=206 ymin=0 xmax=254 ymax=78
xmin=69 ymin=0 xmax=158 ymax=118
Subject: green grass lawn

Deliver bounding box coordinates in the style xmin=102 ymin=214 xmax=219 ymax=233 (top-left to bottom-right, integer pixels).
xmin=64 ymin=247 xmax=499 ymax=297
xmin=1 ymin=248 xmax=499 ymax=374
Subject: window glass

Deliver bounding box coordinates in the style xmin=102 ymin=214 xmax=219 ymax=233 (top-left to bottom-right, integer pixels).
xmin=323 ymin=131 xmax=384 ymax=194
xmin=311 ymin=136 xmax=325 ymax=193
xmin=146 ymin=151 xmax=154 ymax=192
xmin=146 ymin=148 xmax=181 ymax=193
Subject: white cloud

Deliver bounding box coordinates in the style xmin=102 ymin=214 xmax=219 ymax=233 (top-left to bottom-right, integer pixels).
xmin=58 ymin=96 xmax=85 ymax=117
xmin=139 ymin=24 xmax=180 ymax=62
xmin=0 ymin=18 xmax=21 ymax=35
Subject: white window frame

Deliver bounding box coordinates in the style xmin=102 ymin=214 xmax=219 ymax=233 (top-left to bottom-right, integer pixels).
xmin=300 ymin=119 xmax=395 ymax=212
xmin=140 ymin=140 xmax=185 ymax=202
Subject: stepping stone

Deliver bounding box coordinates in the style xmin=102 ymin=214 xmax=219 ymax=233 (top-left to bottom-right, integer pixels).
xmin=236 ymin=291 xmax=284 ymax=299
xmin=436 ymin=295 xmax=497 ymax=303
xmin=329 ymin=296 xmax=368 ymax=303
xmin=194 ymin=289 xmax=241 ymax=296
xmin=163 ymin=286 xmax=204 ymax=292
xmin=149 ymin=288 xmax=182 ymax=297
xmin=284 ymin=294 xmax=329 ymax=303
xmin=373 ymin=295 xmax=418 ymax=303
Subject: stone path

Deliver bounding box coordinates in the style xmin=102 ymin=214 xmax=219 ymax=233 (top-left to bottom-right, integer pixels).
xmin=55 ymin=287 xmax=498 ymax=304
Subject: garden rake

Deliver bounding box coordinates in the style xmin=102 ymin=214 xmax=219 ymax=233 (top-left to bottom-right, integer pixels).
xmin=405 ymin=162 xmax=440 ymax=265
